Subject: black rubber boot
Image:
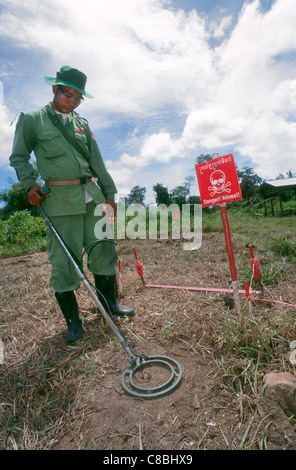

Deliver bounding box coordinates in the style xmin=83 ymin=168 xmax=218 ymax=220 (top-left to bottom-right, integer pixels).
xmin=94 ymin=274 xmax=135 ymax=318
xmin=55 ymin=291 xmax=83 ymax=343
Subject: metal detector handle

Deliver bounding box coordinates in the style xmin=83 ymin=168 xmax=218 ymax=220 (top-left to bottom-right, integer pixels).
xmin=37 ymin=198 xmax=183 ymax=398
xmin=37 ymin=185 xmax=51 ymax=198
xmin=36 ymin=203 xmax=82 ymax=273
xmin=36 ymin=202 xmax=138 ymax=367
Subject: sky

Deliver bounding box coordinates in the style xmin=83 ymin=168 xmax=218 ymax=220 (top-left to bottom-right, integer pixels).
xmin=0 ymin=0 xmax=296 ymax=204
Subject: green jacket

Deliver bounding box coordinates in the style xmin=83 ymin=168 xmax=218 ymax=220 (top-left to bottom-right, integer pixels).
xmin=9 ymin=104 xmax=117 ymax=216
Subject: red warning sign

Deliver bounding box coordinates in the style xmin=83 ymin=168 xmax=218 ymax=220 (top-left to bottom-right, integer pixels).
xmin=195 ymin=154 xmax=242 ymax=207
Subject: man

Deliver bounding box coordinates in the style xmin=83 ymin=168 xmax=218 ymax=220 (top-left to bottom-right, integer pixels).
xmin=10 ymin=65 xmax=134 ymax=344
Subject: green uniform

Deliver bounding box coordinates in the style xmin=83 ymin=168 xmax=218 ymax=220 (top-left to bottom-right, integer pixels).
xmin=10 ymin=103 xmax=118 ymax=292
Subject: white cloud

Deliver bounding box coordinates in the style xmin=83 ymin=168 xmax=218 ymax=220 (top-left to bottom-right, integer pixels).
xmin=210 ymin=15 xmax=232 ymax=38
xmin=1 ymin=0 xmax=296 ymax=199
xmin=237 ymin=113 xmax=296 ymax=178
xmin=182 ymin=108 xmax=250 ymax=150
xmin=105 ymin=159 xmax=134 ymax=187
xmin=118 ymin=153 xmax=148 ymax=168
xmin=0 ymin=0 xmax=214 ymax=114
xmin=140 ymin=131 xmax=184 ymax=163
xmin=0 ymin=105 xmax=15 ymax=167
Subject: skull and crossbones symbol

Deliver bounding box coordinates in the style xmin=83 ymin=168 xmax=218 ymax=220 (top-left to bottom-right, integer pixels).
xmin=208 ymin=170 xmax=231 ymax=197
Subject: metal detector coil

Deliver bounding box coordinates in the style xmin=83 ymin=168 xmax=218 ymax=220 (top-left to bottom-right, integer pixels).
xmin=37 ymin=198 xmax=183 ymax=399
xmin=122 ymin=355 xmax=182 ymax=399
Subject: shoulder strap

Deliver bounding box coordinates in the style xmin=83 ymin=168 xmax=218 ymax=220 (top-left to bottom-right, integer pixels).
xmin=78 ymin=116 xmax=92 ymax=154
xmin=44 ymin=107 xmax=106 ymax=198
xmin=45 ymin=108 xmax=91 ymax=160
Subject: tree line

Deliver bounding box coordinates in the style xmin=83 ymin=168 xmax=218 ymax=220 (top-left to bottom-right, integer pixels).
xmin=1 ymin=154 xmax=295 ymax=220
xmin=125 ymin=154 xmax=295 ymax=209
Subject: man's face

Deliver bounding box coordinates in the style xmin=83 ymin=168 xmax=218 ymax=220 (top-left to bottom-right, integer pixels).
xmin=52 ymin=85 xmax=84 ymax=113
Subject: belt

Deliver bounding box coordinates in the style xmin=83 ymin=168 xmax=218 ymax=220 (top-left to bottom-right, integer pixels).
xmin=45 ymin=178 xmax=92 ymax=186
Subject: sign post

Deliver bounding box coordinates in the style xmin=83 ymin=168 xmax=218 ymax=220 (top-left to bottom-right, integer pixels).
xmin=195 ymin=153 xmax=243 ymax=325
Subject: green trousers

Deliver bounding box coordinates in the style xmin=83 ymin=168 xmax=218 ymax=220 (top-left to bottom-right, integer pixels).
xmin=46 ymin=201 xmax=118 ymax=292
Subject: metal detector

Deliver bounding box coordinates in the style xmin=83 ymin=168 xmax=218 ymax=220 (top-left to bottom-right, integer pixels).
xmin=37 ymin=196 xmax=182 ymax=399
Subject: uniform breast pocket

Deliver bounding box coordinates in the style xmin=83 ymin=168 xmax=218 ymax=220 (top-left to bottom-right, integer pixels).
xmin=36 ymin=131 xmax=66 ymax=158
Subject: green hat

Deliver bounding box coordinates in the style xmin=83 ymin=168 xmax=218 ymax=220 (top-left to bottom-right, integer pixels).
xmin=44 ymin=65 xmax=94 ymax=98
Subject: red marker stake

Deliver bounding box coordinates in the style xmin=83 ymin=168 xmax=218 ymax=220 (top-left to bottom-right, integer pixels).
xmin=245 ymin=280 xmax=253 ymax=317
xmin=133 ymin=248 xmax=145 ymax=285
xmin=220 ymin=204 xmax=242 ymax=324
xmin=249 ymin=245 xmax=262 ymax=281
xmin=116 ymin=260 xmax=123 ymax=295
xmin=220 ymin=204 xmax=238 ymax=282
xmin=208 ymin=153 xmax=242 ymax=324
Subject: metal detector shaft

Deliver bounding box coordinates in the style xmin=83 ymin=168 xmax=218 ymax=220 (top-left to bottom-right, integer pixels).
xmin=37 ymin=205 xmax=137 ymax=366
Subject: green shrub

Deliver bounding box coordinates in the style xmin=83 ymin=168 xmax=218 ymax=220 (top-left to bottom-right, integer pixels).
xmin=3 ymin=210 xmax=46 ymax=244
xmin=0 ymin=219 xmax=7 ymax=245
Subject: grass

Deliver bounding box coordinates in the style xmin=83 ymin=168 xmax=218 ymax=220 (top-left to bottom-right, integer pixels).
xmin=219 ymin=294 xmax=296 ymax=385
xmin=203 ymin=210 xmax=296 ymax=262
xmin=1 ymin=206 xmax=295 ymax=260
xmin=0 ymin=210 xmax=295 ymax=449
xmin=0 ymin=238 xmax=47 ymax=259
xmin=216 ymin=304 xmax=296 ymax=446
xmin=201 ymin=211 xmax=296 ymax=445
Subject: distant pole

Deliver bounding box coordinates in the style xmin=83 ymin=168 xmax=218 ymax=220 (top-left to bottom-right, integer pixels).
xmin=212 ymin=153 xmax=242 ymax=325
xmin=278 ymin=190 xmax=283 ymax=217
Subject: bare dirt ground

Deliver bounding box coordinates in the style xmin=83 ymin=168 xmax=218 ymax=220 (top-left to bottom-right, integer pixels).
xmin=1 ymin=233 xmax=296 ymax=450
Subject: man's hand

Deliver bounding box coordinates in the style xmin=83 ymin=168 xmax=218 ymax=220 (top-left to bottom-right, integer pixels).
xmin=27 ymin=185 xmax=49 ymax=205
